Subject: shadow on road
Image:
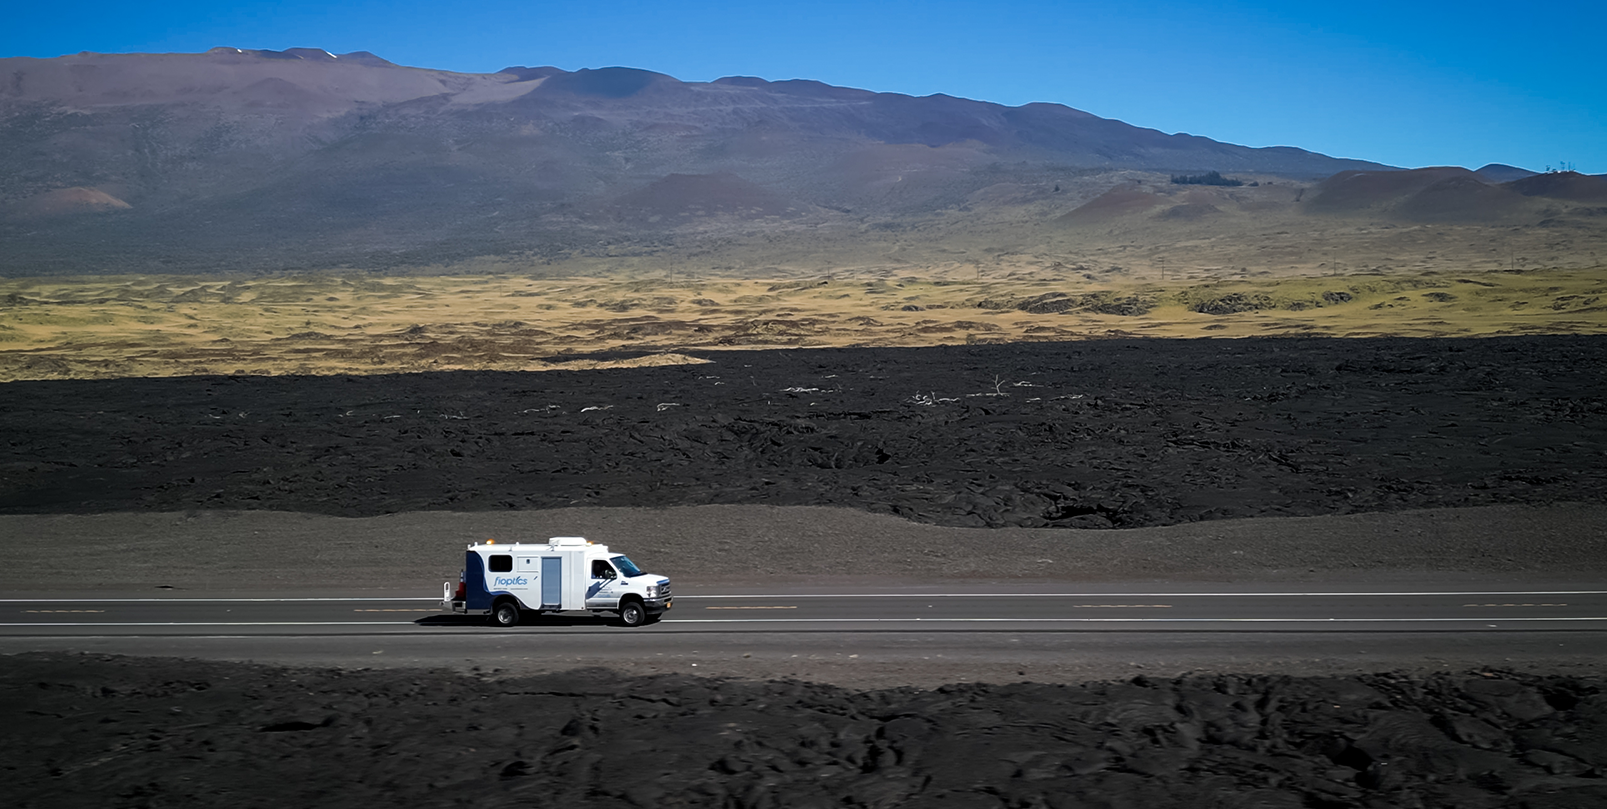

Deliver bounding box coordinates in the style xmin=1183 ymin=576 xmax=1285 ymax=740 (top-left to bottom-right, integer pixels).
xmin=414 ymin=612 xmax=633 ymax=629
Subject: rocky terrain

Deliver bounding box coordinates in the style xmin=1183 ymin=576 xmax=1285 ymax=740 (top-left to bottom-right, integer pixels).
xmin=3 ymin=336 xmax=1603 ymax=528
xmin=4 ymin=653 xmax=1606 ymax=808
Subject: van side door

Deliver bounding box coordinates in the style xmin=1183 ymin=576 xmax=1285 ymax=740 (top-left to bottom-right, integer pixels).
xmin=585 ymin=559 xmax=619 ymax=608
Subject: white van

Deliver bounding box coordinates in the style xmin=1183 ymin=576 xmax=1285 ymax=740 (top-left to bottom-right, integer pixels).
xmin=443 ymin=536 xmax=671 ymax=627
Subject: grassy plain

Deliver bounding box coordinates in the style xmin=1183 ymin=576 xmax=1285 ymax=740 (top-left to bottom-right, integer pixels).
xmin=2 ymin=265 xmax=1604 ymax=380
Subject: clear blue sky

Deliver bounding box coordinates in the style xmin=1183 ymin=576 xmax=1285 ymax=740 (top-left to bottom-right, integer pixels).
xmin=8 ymin=0 xmax=1603 ymax=173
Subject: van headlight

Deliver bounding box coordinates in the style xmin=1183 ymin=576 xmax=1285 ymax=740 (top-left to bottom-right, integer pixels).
xmin=644 ymin=585 xmax=659 ymax=598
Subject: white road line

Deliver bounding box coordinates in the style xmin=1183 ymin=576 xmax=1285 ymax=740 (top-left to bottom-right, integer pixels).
xmin=0 ymin=597 xmax=440 ymax=603
xmin=5 ymin=617 xmax=1605 ymax=628
xmin=680 ymin=590 xmax=1607 ymax=599
xmin=660 ymin=616 xmax=1607 ymax=624
xmin=0 ymin=635 xmax=433 ymax=641
xmin=3 ymin=591 xmax=1604 ymax=604
xmin=0 ymin=622 xmax=412 ymax=627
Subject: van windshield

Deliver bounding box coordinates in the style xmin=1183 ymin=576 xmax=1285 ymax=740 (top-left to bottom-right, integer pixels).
xmin=611 ymin=555 xmax=643 ymax=578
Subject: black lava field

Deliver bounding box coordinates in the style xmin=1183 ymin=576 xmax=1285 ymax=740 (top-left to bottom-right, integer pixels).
xmin=5 ymin=653 xmax=1607 ymax=809
xmin=2 ymin=336 xmax=1604 ymax=528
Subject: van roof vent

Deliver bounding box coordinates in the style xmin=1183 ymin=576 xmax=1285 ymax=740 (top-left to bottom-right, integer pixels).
xmin=550 ymin=536 xmax=588 ymax=546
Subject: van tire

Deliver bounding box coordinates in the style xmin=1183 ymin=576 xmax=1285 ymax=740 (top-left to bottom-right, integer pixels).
xmin=618 ymin=599 xmax=647 ymax=628
xmin=490 ymin=599 xmax=521 ymax=628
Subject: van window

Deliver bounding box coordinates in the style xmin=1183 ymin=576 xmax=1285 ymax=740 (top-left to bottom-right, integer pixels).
xmin=611 ymin=555 xmax=643 ymax=577
xmin=488 ymin=555 xmax=513 ymax=573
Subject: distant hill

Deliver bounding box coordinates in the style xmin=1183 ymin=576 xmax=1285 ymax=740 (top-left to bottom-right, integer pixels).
xmin=1505 ymin=171 xmax=1607 ymax=203
xmin=1055 ymin=166 xmax=1606 ymax=232
xmin=0 ymin=48 xmax=1390 ymax=275
xmin=1473 ymin=163 xmax=1539 ymax=183
xmin=1301 ymin=167 xmax=1607 ymax=223
xmin=1303 ymin=167 xmax=1531 ymax=223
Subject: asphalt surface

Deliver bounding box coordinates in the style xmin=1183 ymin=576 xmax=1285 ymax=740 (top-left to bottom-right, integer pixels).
xmin=6 ymin=584 xmax=1605 ymax=686
xmin=6 ymin=586 xmax=1607 ymax=634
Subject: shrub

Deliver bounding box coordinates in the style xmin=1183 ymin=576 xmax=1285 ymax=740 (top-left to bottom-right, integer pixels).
xmin=1170 ymin=171 xmax=1244 ymax=187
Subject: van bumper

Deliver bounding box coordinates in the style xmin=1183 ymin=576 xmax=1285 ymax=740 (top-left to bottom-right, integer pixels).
xmin=643 ymin=597 xmax=672 ymax=614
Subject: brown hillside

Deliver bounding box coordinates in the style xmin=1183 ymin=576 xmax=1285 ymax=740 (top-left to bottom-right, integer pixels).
xmin=1505 ymin=171 xmax=1607 ymax=203
xmin=0 ymin=48 xmax=1393 ymax=275
xmin=1303 ymin=166 xmax=1546 ymax=223
xmin=1055 ymin=183 xmax=1164 ymax=224
xmin=610 ymin=172 xmax=798 ymax=220
xmin=1303 ymin=167 xmax=1475 ymax=214
xmin=1157 ymin=202 xmax=1221 ymax=220
xmin=1395 ymin=174 xmax=1529 ymax=222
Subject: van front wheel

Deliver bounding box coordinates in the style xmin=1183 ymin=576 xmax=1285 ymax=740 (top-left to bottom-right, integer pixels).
xmin=491 ymin=600 xmax=521 ymax=628
xmin=618 ymin=600 xmax=647 ymax=628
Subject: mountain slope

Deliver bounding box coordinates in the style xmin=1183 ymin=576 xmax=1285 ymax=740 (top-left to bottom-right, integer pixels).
xmin=0 ymin=48 xmax=1388 ymax=275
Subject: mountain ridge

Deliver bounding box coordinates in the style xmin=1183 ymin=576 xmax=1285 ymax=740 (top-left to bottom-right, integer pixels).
xmin=4 ymin=49 xmax=1594 ymax=278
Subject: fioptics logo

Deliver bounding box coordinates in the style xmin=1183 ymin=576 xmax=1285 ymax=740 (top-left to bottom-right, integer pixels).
xmin=493 ymin=576 xmax=529 ymax=587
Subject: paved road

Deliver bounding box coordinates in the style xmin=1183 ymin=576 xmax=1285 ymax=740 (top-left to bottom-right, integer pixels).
xmin=6 ymin=585 xmax=1604 ymax=686
xmin=4 ymin=586 xmax=1607 ymax=634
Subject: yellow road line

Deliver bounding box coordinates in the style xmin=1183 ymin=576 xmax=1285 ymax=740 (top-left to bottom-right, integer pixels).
xmin=706 ymin=606 xmax=799 ymax=610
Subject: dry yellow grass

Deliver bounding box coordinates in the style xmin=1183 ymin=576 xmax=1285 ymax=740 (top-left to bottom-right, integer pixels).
xmin=1 ymin=266 xmax=1604 ymax=380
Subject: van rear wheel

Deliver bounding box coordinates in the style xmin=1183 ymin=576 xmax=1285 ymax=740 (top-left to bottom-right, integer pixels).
xmin=618 ymin=600 xmax=647 ymax=628
xmin=490 ymin=600 xmax=521 ymax=628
